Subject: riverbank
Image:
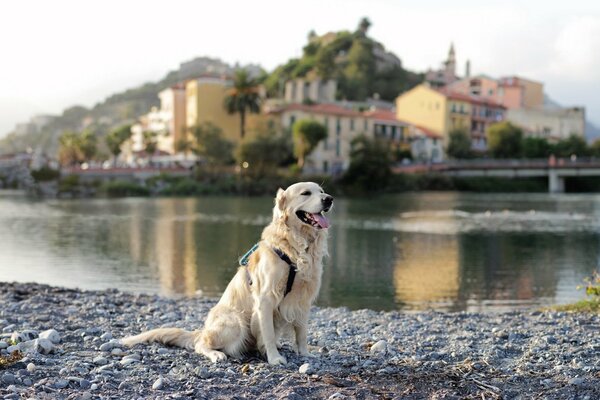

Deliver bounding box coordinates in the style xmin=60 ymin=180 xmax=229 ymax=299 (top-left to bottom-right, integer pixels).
xmin=1 ymin=283 xmax=598 ymax=399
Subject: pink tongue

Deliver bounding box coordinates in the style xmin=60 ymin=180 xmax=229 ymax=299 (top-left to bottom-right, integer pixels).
xmin=312 ymin=213 xmax=330 ymax=229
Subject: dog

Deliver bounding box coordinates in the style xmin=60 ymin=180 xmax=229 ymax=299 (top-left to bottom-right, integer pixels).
xmin=121 ymin=182 xmax=333 ymax=365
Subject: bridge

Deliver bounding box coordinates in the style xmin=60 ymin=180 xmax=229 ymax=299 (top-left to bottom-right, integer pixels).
xmin=393 ymin=158 xmax=600 ymax=193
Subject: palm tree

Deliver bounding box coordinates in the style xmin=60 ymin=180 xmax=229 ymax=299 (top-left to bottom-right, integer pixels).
xmin=223 ymin=69 xmax=261 ymax=139
xmin=106 ymin=124 xmax=132 ymax=167
xmin=293 ymin=119 xmax=328 ymax=170
xmin=58 ymin=131 xmax=83 ymax=167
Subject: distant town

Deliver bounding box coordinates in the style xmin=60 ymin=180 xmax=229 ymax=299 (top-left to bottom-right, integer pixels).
xmin=0 ymin=20 xmax=596 ymax=195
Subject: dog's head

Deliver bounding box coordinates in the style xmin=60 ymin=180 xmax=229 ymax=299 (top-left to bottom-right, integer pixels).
xmin=273 ymin=182 xmax=333 ymax=230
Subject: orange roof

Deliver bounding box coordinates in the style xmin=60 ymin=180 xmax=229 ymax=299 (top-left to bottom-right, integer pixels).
xmin=436 ymin=88 xmax=505 ymax=108
xmin=364 ymin=109 xmax=401 ymax=122
xmin=278 ymin=103 xmax=364 ymax=118
xmin=414 ymin=125 xmax=442 ymax=139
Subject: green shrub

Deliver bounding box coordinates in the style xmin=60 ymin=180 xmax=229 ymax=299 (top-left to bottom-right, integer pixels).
xmin=100 ymin=181 xmax=150 ymax=197
xmin=30 ymin=166 xmax=60 ymax=182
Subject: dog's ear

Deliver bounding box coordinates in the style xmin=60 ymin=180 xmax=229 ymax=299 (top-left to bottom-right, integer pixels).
xmin=273 ymin=188 xmax=286 ymax=220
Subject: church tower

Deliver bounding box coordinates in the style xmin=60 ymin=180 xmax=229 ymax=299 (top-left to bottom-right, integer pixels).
xmin=444 ymin=43 xmax=456 ymax=76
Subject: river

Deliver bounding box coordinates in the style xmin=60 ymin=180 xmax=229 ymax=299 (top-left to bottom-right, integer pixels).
xmin=0 ymin=190 xmax=598 ymax=311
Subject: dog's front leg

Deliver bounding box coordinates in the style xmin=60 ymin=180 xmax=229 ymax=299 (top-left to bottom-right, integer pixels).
xmin=294 ymin=315 xmax=314 ymax=357
xmin=257 ymin=296 xmax=286 ymax=365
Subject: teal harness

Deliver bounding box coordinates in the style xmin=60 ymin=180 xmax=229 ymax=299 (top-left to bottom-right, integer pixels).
xmin=239 ymin=243 xmax=297 ymax=297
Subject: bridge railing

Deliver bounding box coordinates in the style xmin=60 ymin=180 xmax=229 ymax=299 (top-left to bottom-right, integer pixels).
xmin=394 ymin=157 xmax=600 ymax=173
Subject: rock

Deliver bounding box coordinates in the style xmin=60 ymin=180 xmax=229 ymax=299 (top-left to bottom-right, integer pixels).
xmin=370 ymin=340 xmax=387 ymax=354
xmin=26 ymin=363 xmax=36 ymax=372
xmin=53 ymin=379 xmax=69 ymax=389
xmin=6 ymin=344 xmax=20 ymax=353
xmin=111 ymin=347 xmax=124 ymax=356
xmin=39 ymin=329 xmax=60 ymax=344
xmin=22 ymin=378 xmax=32 ymax=386
xmin=568 ymin=377 xmax=585 ymax=386
xmin=1 ymin=373 xmax=16 ymax=385
xmin=35 ymin=338 xmax=55 ymax=354
xmin=0 ymin=341 xmax=8 ymax=349
xmin=93 ymin=356 xmax=108 ymax=366
xmin=2 ymin=325 xmax=16 ymax=333
xmin=120 ymin=358 xmax=138 ymax=367
xmin=298 ymin=363 xmax=313 ymax=374
xmin=100 ymin=332 xmax=113 ymax=341
xmin=79 ymin=379 xmax=91 ymax=389
xmin=99 ymin=342 xmax=116 ymax=352
xmin=328 ymin=394 xmax=347 ymax=400
xmin=152 ymin=376 xmax=164 ymax=390
xmin=90 ymin=383 xmax=99 ymax=390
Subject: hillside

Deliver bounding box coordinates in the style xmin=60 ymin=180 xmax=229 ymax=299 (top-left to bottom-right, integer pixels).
xmin=0 ymin=19 xmax=422 ymax=157
xmin=0 ymin=58 xmax=264 ymax=156
xmin=264 ymin=18 xmax=423 ymax=102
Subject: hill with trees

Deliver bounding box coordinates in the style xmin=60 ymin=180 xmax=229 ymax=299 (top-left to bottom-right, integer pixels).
xmin=264 ymin=18 xmax=423 ymax=102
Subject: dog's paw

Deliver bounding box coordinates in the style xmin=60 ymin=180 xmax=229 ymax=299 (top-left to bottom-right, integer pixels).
xmin=268 ymin=354 xmax=287 ymax=365
xmin=207 ymin=350 xmax=227 ymax=363
xmin=299 ymin=350 xmax=316 ymax=358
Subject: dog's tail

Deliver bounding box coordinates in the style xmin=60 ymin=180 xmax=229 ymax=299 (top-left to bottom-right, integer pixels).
xmin=120 ymin=328 xmax=200 ymax=351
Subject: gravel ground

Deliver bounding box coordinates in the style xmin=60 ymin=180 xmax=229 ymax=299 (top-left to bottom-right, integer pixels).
xmin=0 ymin=282 xmax=598 ymax=400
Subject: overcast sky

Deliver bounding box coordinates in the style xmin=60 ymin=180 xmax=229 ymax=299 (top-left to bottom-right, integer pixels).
xmin=1 ymin=0 xmax=599 ymax=137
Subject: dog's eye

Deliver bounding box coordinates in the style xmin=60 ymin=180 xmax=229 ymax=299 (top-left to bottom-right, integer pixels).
xmin=301 ymin=191 xmax=311 ymax=196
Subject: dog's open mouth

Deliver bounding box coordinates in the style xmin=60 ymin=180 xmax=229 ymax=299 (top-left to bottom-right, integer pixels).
xmin=296 ymin=210 xmax=330 ymax=229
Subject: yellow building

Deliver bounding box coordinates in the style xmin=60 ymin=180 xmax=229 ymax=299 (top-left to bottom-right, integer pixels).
xmin=395 ymin=84 xmax=471 ymax=142
xmin=185 ymin=76 xmax=242 ymax=143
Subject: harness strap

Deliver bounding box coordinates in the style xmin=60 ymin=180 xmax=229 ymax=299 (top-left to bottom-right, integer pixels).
xmin=272 ymin=248 xmax=297 ymax=297
xmin=239 ymin=243 xmax=297 ymax=297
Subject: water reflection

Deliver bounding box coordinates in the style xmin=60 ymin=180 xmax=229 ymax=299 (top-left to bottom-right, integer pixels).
xmin=0 ymin=192 xmax=598 ymax=311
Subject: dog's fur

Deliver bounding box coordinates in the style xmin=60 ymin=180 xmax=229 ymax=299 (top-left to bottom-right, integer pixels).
xmin=121 ymin=182 xmax=333 ymax=365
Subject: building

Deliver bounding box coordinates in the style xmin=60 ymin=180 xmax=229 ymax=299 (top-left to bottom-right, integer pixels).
xmin=449 ymin=75 xmax=584 ymax=140
xmin=270 ymin=103 xmax=371 ymax=175
xmin=156 ymin=84 xmax=187 ymax=153
xmin=425 ymin=43 xmax=458 ymax=88
xmin=284 ymin=78 xmax=337 ymax=104
xmin=507 ymin=107 xmax=585 ymax=140
xmin=409 ymin=125 xmax=444 ymax=163
xmin=395 ymin=84 xmax=505 ymax=151
xmin=185 ymin=76 xmax=242 ymax=143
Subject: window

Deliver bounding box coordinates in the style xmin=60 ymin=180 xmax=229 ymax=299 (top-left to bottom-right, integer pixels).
xmin=323 ymin=161 xmax=329 ymax=173
xmin=290 ymin=115 xmax=296 ymax=127
xmin=350 ymin=119 xmax=355 ymax=131
xmin=336 ymin=118 xmax=341 ymax=135
xmin=335 ymin=138 xmax=341 ymax=156
xmin=391 ymin=126 xmax=397 ymax=140
xmin=364 ymin=119 xmax=368 ymax=131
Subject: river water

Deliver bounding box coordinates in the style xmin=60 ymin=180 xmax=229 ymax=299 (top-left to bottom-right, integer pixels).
xmin=0 ymin=190 xmax=598 ymax=311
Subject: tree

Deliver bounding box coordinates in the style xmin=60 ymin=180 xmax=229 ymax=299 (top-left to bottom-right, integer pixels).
xmin=522 ymin=137 xmax=552 ymax=158
xmin=58 ymin=131 xmax=83 ymax=166
xmin=487 ymin=122 xmax=523 ymax=158
xmin=223 ymin=69 xmax=261 ymax=139
xmin=105 ymin=124 xmax=132 ymax=166
xmin=175 ymin=137 xmax=193 ymax=159
xmin=292 ymin=119 xmax=328 ymax=170
xmin=357 ymin=17 xmax=372 ymax=35
xmin=79 ymin=129 xmax=97 ymax=161
xmin=190 ymin=122 xmax=234 ymax=166
xmin=553 ymin=134 xmax=589 ymax=158
xmin=237 ymin=130 xmax=292 ymax=177
xmin=446 ymin=128 xmax=473 ymax=159
xmin=590 ymin=139 xmax=600 ymax=157
xmin=342 ymin=135 xmax=392 ymax=192
xmin=142 ymin=131 xmax=158 ymax=162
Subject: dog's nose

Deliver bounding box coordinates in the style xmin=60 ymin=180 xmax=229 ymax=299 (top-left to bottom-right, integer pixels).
xmin=322 ymin=195 xmax=334 ymax=207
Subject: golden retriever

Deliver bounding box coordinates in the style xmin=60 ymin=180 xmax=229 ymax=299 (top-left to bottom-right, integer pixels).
xmin=121 ymin=182 xmax=333 ymax=365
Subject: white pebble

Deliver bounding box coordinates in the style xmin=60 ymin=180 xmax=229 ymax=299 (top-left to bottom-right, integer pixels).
xmin=370 ymin=340 xmax=388 ymax=354
xmin=298 ymin=363 xmax=313 ymax=374
xmin=26 ymin=363 xmax=36 ymax=372
xmin=35 ymin=338 xmax=55 ymax=355
xmin=39 ymin=329 xmax=61 ymax=344
xmin=152 ymin=377 xmax=164 ymax=390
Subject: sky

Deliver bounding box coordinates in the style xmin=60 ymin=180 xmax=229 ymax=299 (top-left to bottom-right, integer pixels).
xmin=1 ymin=0 xmax=599 ymax=137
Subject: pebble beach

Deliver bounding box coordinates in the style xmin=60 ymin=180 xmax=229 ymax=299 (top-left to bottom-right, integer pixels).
xmin=1 ymin=282 xmax=599 ymax=399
